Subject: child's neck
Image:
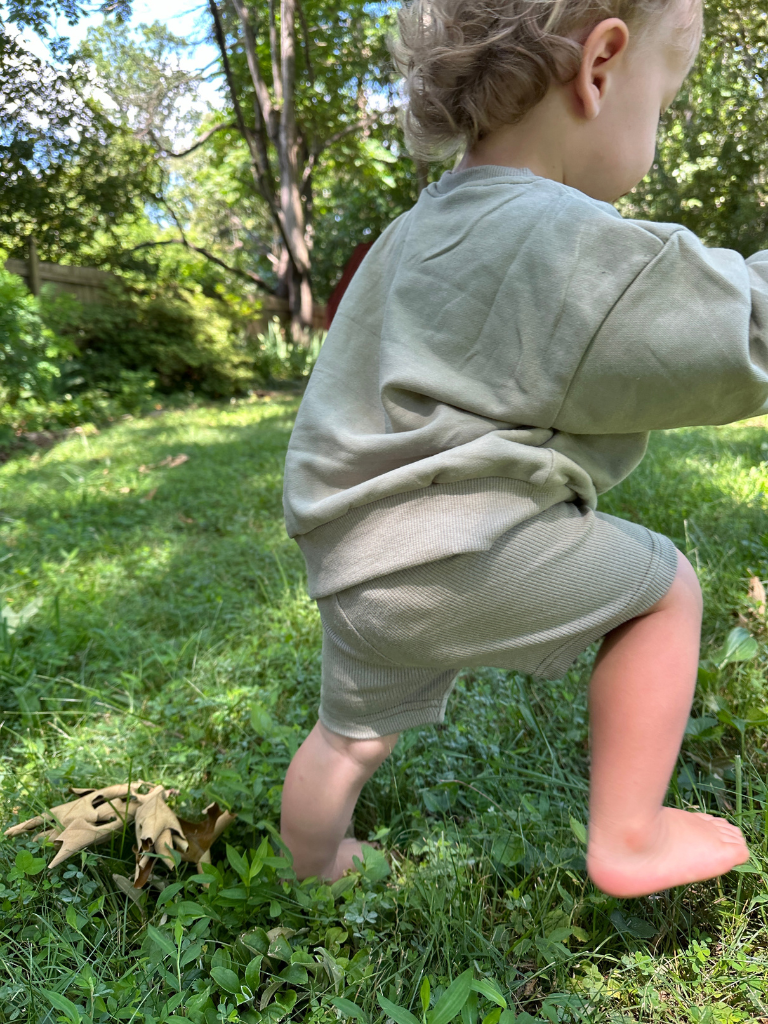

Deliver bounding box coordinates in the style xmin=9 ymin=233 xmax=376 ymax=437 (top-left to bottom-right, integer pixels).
xmin=456 ymin=89 xmax=568 ymax=184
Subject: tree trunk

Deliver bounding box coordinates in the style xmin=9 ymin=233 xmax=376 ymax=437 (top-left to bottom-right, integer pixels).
xmin=278 ymin=0 xmax=314 ymax=342
xmin=215 ymin=0 xmax=315 ymax=344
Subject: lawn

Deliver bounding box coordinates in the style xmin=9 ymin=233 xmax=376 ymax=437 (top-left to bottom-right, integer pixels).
xmin=2 ymin=397 xmax=768 ymax=1023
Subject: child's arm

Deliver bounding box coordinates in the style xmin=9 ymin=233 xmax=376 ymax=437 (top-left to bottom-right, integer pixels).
xmin=553 ymin=227 xmax=768 ymax=435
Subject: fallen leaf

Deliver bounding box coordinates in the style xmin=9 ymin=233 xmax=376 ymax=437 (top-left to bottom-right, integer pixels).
xmin=49 ymin=815 xmax=131 ymax=869
xmin=5 ymin=783 xmax=143 ymax=839
xmin=159 ymin=454 xmax=189 ymax=469
xmin=119 ymin=487 xmax=130 ymax=494
xmin=133 ymin=786 xmax=188 ymax=888
xmin=178 ymin=514 xmax=194 ymax=524
xmin=177 ymin=802 xmax=236 ymax=871
xmin=749 ymin=576 xmax=766 ymax=618
xmin=140 ymin=488 xmax=158 ymax=503
xmin=5 ymin=783 xmax=236 ymax=881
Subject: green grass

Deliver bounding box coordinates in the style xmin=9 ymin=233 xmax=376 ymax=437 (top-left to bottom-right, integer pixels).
xmin=2 ymin=400 xmax=768 ymax=1023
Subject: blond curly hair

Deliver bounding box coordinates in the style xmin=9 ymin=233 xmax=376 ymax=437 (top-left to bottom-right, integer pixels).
xmin=392 ymin=0 xmax=698 ymax=159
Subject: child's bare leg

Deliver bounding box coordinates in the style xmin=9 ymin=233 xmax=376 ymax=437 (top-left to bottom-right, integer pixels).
xmin=281 ymin=721 xmax=398 ymax=881
xmin=587 ymin=550 xmax=749 ymax=897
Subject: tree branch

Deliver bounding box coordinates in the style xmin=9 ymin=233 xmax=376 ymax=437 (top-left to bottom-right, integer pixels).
xmin=130 ymin=239 xmax=277 ymax=294
xmin=148 ymin=121 xmax=236 ymax=158
xmin=209 ymin=1 xmax=280 ymax=217
xmin=208 ymin=0 xmax=254 ymax=149
xmin=295 ymin=0 xmax=314 ymax=87
xmin=301 ymin=114 xmax=379 ymax=186
xmin=269 ymin=0 xmax=283 ymax=107
xmin=229 ymin=0 xmax=277 ymax=141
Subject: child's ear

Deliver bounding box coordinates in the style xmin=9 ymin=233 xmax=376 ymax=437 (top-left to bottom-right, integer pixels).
xmin=572 ymin=18 xmax=631 ymax=120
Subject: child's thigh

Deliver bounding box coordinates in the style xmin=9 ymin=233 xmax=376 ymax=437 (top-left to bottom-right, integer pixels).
xmin=323 ymin=501 xmax=679 ymax=684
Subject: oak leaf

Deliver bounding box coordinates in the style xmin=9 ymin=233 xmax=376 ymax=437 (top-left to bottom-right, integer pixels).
xmin=177 ymin=802 xmax=237 ymax=873
xmin=4 ymin=783 xmax=143 ymax=843
xmin=5 ymin=783 xmax=236 ymax=887
xmin=133 ymin=785 xmax=189 ymax=888
xmin=49 ymin=814 xmax=132 ymax=869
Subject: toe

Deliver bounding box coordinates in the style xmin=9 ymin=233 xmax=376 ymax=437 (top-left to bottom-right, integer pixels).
xmin=714 ymin=819 xmax=742 ymax=835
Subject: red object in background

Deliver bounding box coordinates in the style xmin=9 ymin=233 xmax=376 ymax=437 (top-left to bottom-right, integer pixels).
xmin=325 ymin=242 xmax=375 ymax=329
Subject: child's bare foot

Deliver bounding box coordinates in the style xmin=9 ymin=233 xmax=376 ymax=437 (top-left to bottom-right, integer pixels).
xmin=327 ymin=838 xmax=372 ymax=881
xmin=587 ymin=807 xmax=750 ymax=898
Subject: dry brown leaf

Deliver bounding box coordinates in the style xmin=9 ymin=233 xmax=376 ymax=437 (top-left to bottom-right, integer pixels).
xmin=4 ymin=783 xmax=143 ymax=839
xmin=749 ymin=576 xmax=767 ymax=618
xmin=119 ymin=486 xmax=131 ymax=494
xmin=178 ymin=514 xmax=194 ymax=525
xmin=159 ymin=454 xmax=189 ymax=469
xmin=177 ymin=802 xmax=236 ymax=871
xmin=49 ymin=816 xmax=131 ymax=868
xmin=5 ymin=783 xmax=236 ymax=880
xmin=133 ymin=786 xmax=188 ymax=888
xmin=140 ymin=488 xmax=158 ymax=503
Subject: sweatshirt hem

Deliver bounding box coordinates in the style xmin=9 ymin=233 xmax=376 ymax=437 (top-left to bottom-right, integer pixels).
xmin=297 ymin=476 xmax=576 ymax=599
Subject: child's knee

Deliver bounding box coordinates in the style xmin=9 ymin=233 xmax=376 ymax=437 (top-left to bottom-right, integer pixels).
xmin=318 ymin=721 xmax=398 ymax=773
xmin=656 ymin=550 xmax=703 ymax=617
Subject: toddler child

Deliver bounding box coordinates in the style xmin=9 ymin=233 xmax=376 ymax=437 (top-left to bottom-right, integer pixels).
xmin=280 ymin=0 xmax=761 ymax=898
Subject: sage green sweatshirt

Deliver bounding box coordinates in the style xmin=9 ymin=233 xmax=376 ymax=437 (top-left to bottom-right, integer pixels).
xmin=284 ymin=166 xmax=768 ymax=599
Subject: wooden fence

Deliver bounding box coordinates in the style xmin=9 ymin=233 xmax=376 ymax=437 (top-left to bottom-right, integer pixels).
xmin=6 ymin=247 xmax=116 ymax=306
xmin=7 ymin=241 xmax=327 ymax=332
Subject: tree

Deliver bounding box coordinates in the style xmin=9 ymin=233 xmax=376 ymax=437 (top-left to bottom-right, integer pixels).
xmin=620 ymin=2 xmax=768 ymax=255
xmin=0 ymin=0 xmax=160 ymax=262
xmin=79 ymin=19 xmax=280 ymax=296
xmin=201 ymin=0 xmax=405 ymax=338
xmin=80 ymin=3 xmax=419 ymax=336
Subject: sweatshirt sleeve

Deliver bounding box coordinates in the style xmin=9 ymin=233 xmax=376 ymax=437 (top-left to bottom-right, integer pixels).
xmin=552 ymin=227 xmax=768 ymax=435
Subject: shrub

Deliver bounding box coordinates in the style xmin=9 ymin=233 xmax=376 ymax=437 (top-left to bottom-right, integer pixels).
xmin=0 ymin=259 xmax=68 ymax=407
xmin=42 ymin=284 xmax=256 ymax=399
xmin=253 ymin=318 xmax=326 ymax=384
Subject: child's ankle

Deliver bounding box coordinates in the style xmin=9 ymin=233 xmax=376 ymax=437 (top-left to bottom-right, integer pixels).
xmin=588 ymin=810 xmax=665 ymax=854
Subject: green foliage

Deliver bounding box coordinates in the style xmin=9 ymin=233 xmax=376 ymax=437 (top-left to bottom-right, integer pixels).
xmin=0 ymin=31 xmax=159 ymax=263
xmin=621 ymin=3 xmax=768 ymax=254
xmin=253 ymin=320 xmax=326 ymax=385
xmin=1 ymin=1 xmax=132 ymax=35
xmin=0 ymin=260 xmax=66 ymax=408
xmin=41 ymin=284 xmax=257 ymax=400
xmin=80 ymin=20 xmax=204 ymax=148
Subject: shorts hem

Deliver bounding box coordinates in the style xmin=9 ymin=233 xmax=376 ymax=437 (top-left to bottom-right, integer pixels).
xmin=318 ymin=695 xmax=451 ymax=740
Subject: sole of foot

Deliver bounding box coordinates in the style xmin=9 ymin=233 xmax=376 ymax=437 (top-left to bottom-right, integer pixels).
xmin=586 ymin=807 xmax=750 ymax=898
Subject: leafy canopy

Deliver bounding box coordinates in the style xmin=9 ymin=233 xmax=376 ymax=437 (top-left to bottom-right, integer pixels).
xmin=621 ymin=2 xmax=768 ymax=255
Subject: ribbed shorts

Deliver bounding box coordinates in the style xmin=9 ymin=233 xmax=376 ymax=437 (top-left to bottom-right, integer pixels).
xmin=316 ymin=501 xmax=679 ymax=739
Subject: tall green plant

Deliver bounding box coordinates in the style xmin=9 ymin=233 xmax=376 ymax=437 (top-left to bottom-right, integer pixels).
xmin=0 ymin=262 xmax=65 ymax=406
